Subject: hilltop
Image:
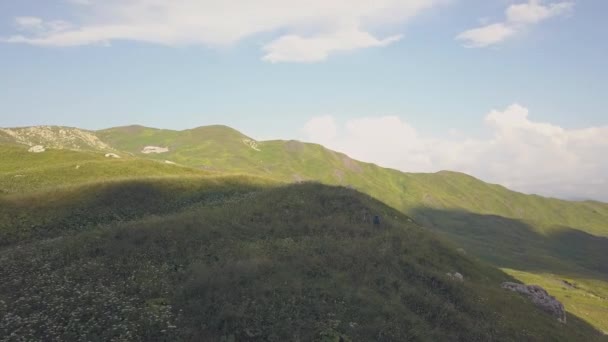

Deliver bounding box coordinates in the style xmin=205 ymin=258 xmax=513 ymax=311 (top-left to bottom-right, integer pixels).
xmin=0 ymin=180 xmax=603 ymax=341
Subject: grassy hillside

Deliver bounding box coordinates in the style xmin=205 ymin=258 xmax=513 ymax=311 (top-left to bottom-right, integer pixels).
xmin=97 ymin=125 xmax=608 ymax=237
xmin=3 ymin=124 xmax=608 ymax=334
xmin=0 ymin=144 xmax=212 ymax=194
xmin=95 ymin=125 xmax=608 ymax=334
xmin=0 ymin=175 xmax=275 ymax=246
xmin=97 ymin=125 xmax=262 ymax=171
xmin=0 ymin=181 xmax=603 ymax=341
xmin=94 ymin=126 xmax=608 ymax=272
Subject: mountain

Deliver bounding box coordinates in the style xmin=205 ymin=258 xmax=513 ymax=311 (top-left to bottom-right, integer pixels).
xmin=1 ymin=125 xmax=608 ymax=336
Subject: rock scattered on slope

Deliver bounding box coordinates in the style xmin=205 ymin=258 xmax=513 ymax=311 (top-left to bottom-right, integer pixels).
xmin=164 ymin=160 xmax=176 ymax=165
xmin=447 ymin=272 xmax=464 ymax=282
xmin=242 ymin=139 xmax=261 ymax=151
xmin=28 ymin=145 xmax=45 ymax=153
xmin=105 ymin=153 xmax=121 ymax=159
xmin=1 ymin=126 xmax=111 ymax=150
xmin=142 ymin=146 xmax=169 ymax=154
xmin=501 ymin=282 xmax=567 ymax=323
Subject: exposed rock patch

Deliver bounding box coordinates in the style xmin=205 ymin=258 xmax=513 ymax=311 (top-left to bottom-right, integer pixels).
xmin=142 ymin=146 xmax=169 ymax=154
xmin=164 ymin=160 xmax=176 ymax=165
xmin=242 ymin=139 xmax=261 ymax=152
xmin=28 ymin=145 xmax=45 ymax=153
xmin=105 ymin=153 xmax=121 ymax=159
xmin=501 ymin=282 xmax=567 ymax=323
xmin=1 ymin=126 xmax=111 ymax=151
xmin=447 ymin=272 xmax=464 ymax=282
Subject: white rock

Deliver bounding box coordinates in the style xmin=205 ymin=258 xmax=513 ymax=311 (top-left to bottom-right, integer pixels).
xmin=447 ymin=272 xmax=464 ymax=282
xmin=164 ymin=160 xmax=176 ymax=165
xmin=242 ymin=139 xmax=261 ymax=151
xmin=105 ymin=153 xmax=121 ymax=159
xmin=28 ymin=145 xmax=45 ymax=153
xmin=142 ymin=146 xmax=169 ymax=154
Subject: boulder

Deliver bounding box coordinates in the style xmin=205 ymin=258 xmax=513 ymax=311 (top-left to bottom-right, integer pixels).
xmin=447 ymin=272 xmax=464 ymax=282
xmin=105 ymin=153 xmax=121 ymax=159
xmin=142 ymin=146 xmax=169 ymax=154
xmin=28 ymin=145 xmax=45 ymax=153
xmin=501 ymin=282 xmax=566 ymax=323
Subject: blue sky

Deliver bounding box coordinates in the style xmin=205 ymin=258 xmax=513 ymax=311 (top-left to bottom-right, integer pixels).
xmin=0 ymin=0 xmax=607 ymax=200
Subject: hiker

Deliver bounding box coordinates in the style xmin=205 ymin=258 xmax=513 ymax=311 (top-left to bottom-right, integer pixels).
xmin=373 ymin=215 xmax=380 ymax=226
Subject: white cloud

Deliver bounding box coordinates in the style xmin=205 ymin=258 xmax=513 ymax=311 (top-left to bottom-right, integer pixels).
xmin=3 ymin=0 xmax=443 ymax=62
xmin=457 ymin=0 xmax=573 ymax=48
xmin=507 ymin=0 xmax=573 ymax=24
xmin=301 ymin=104 xmax=608 ymax=201
xmin=455 ymin=23 xmax=516 ymax=48
xmin=302 ymin=116 xmax=337 ymax=143
xmin=262 ymin=30 xmax=402 ymax=63
xmin=15 ymin=17 xmax=44 ymax=31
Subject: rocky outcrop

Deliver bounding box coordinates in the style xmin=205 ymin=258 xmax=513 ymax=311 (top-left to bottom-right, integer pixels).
xmin=242 ymin=139 xmax=261 ymax=151
xmin=142 ymin=146 xmax=169 ymax=154
xmin=105 ymin=153 xmax=121 ymax=159
xmin=501 ymin=282 xmax=566 ymax=323
xmin=28 ymin=145 xmax=45 ymax=153
xmin=447 ymin=272 xmax=464 ymax=282
xmin=1 ymin=126 xmax=111 ymax=151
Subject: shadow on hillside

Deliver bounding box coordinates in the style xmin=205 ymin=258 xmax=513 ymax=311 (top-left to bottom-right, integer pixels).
xmin=410 ymin=208 xmax=608 ymax=280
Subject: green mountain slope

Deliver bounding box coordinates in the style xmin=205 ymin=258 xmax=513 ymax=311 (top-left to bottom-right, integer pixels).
xmin=0 ymin=180 xmax=603 ymax=341
xmin=95 ymin=126 xmax=608 ymax=271
xmin=2 ymin=124 xmax=608 ymax=334
xmin=0 ymin=144 xmax=212 ymax=194
xmin=96 ymin=125 xmax=608 ymax=334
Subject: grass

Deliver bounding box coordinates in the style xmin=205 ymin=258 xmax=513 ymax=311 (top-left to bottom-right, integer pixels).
xmin=1 ymin=182 xmax=604 ymax=341
xmin=3 ymin=125 xmax=608 ymax=335
xmin=0 ymin=144 xmax=212 ymax=195
xmin=0 ymin=174 xmax=277 ymax=246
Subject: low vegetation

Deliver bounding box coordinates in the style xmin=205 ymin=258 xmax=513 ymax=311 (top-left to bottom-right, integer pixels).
xmin=1 ymin=182 xmax=603 ymax=341
xmin=2 ymin=124 xmax=608 ymax=336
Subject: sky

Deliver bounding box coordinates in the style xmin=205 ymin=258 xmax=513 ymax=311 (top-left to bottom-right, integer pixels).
xmin=0 ymin=0 xmax=607 ymax=201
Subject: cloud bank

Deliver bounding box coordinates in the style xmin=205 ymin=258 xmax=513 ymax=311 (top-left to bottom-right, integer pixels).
xmin=302 ymin=104 xmax=608 ymax=201
xmin=4 ymin=0 xmax=443 ymax=62
xmin=457 ymin=0 xmax=573 ymax=47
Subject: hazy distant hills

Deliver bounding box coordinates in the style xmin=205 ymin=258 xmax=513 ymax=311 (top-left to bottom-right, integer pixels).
xmin=1 ymin=124 xmax=608 ymax=335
